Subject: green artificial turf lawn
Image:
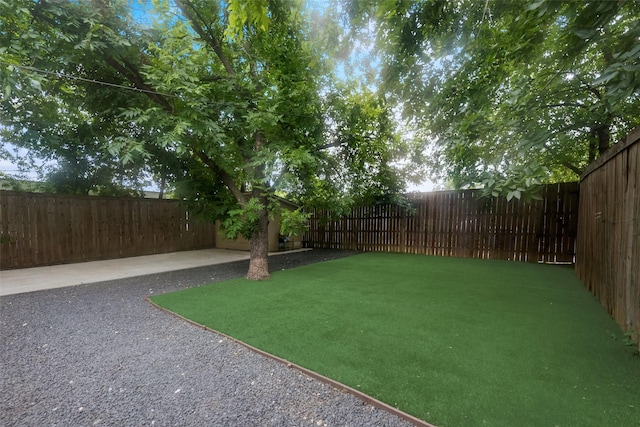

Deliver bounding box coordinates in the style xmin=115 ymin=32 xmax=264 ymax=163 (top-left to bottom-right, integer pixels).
xmin=150 ymin=253 xmax=640 ymax=427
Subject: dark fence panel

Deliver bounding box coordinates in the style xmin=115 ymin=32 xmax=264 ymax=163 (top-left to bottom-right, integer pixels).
xmin=576 ymin=126 xmax=640 ymax=349
xmin=0 ymin=191 xmax=216 ymax=269
xmin=305 ymin=182 xmax=579 ymax=264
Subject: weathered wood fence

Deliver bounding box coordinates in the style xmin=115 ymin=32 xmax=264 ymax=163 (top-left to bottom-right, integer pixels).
xmin=0 ymin=191 xmax=216 ymax=269
xmin=576 ymin=126 xmax=640 ymax=348
xmin=305 ymin=182 xmax=579 ymax=263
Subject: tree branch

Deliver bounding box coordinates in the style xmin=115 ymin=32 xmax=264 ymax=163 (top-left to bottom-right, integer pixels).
xmin=542 ymin=102 xmax=590 ymax=109
xmin=560 ymin=161 xmax=583 ymax=176
xmin=31 ymin=0 xmax=174 ymax=113
xmin=584 ymin=83 xmax=602 ymax=100
xmin=577 ymin=75 xmax=603 ymax=100
xmin=105 ymin=57 xmax=174 ymax=113
xmin=195 ymin=150 xmax=246 ymax=204
xmin=174 ymin=0 xmax=235 ymax=76
xmin=317 ymin=140 xmax=345 ymax=150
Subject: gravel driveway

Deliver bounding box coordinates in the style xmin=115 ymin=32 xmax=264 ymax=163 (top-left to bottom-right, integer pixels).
xmin=1 ymin=250 xmax=414 ymax=427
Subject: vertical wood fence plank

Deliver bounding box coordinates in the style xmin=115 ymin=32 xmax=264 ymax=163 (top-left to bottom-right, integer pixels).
xmin=576 ymin=126 xmax=640 ymax=351
xmin=0 ymin=192 xmax=217 ymax=269
xmin=303 ymin=183 xmax=579 ymax=266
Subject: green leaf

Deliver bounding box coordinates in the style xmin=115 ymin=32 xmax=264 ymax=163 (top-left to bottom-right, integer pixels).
xmin=280 ymin=208 xmax=310 ymax=237
xmin=525 ymin=1 xmax=546 ymax=12
xmin=593 ymin=71 xmax=619 ymax=86
xmin=574 ymin=29 xmax=596 ymax=39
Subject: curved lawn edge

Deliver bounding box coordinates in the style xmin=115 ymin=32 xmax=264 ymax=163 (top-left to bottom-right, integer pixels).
xmin=146 ymin=297 xmax=438 ymax=427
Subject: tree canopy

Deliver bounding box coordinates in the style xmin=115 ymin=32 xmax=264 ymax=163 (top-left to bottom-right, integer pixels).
xmin=347 ymin=0 xmax=640 ymax=197
xmin=0 ymin=0 xmax=408 ymax=278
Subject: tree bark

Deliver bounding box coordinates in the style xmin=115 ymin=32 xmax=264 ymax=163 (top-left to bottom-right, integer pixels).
xmin=589 ymin=122 xmax=612 ymax=162
xmin=596 ymin=123 xmax=611 ymax=156
xmin=246 ymin=191 xmax=270 ymax=280
xmin=246 ymin=130 xmax=270 ymax=281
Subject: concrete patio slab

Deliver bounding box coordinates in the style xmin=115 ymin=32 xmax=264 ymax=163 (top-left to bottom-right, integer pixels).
xmin=0 ymin=248 xmax=255 ymax=296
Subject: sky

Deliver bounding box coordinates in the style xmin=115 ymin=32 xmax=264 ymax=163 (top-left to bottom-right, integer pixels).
xmin=0 ymin=158 xmax=18 ymax=175
xmin=0 ymin=146 xmax=34 ymax=180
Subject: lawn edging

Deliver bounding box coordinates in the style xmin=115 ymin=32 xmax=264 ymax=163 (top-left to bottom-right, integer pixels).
xmin=146 ymin=296 xmax=437 ymax=427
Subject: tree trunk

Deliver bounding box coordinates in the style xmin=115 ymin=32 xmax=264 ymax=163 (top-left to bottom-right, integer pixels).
xmin=596 ymin=123 xmax=611 ymax=156
xmin=588 ymin=121 xmax=612 ymax=162
xmin=246 ymin=129 xmax=270 ymax=280
xmin=158 ymin=175 xmax=166 ymax=199
xmin=246 ymin=192 xmax=270 ymax=280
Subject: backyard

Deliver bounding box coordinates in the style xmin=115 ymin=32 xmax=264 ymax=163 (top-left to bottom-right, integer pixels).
xmin=151 ymin=252 xmax=640 ymax=427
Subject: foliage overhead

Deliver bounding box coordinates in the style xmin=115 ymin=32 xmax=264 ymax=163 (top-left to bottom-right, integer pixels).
xmin=0 ymin=0 xmax=407 ymax=202
xmin=288 ymin=81 xmax=411 ymax=215
xmin=0 ymin=0 xmax=155 ymax=195
xmin=346 ymin=0 xmax=640 ymax=196
xmin=0 ymin=0 xmax=415 ymax=277
xmin=0 ymin=0 xmax=323 ymax=278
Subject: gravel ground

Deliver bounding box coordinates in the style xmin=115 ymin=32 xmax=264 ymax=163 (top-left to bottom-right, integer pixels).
xmin=1 ymin=249 xmax=415 ymax=427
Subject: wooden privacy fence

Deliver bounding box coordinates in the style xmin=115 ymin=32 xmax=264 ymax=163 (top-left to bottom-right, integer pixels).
xmin=0 ymin=191 xmax=216 ymax=270
xmin=305 ymin=182 xmax=579 ymax=263
xmin=576 ymin=126 xmax=640 ymax=349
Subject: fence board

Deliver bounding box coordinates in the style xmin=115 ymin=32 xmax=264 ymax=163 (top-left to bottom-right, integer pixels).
xmin=576 ymin=126 xmax=640 ymax=350
xmin=305 ymin=183 xmax=579 ymax=265
xmin=0 ymin=191 xmax=217 ymax=269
